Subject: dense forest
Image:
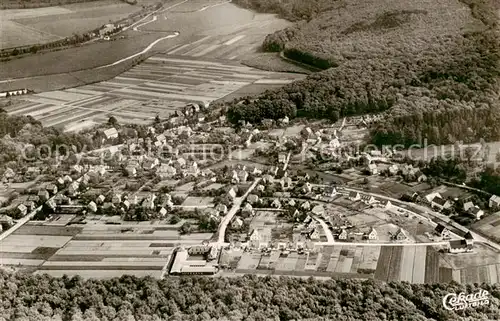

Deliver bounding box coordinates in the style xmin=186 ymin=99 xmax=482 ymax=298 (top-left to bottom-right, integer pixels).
xmin=229 ymin=0 xmax=500 ymax=146
xmin=0 ymin=110 xmax=95 ymax=167
xmin=1 ymin=270 xmax=499 ymax=321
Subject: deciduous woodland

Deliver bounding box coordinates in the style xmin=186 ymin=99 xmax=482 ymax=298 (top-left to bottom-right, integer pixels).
xmin=1 ymin=271 xmax=499 ymax=321
xmin=228 ymin=0 xmax=500 ymax=146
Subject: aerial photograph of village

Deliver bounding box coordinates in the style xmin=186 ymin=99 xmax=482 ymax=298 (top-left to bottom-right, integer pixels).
xmin=0 ymin=0 xmax=500 ymax=320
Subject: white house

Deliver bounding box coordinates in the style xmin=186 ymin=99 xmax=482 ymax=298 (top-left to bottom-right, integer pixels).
xmin=323 ymin=186 xmax=337 ymax=198
xmin=348 ymin=192 xmax=361 ymax=202
xmin=232 ymin=217 xmax=243 ymax=229
xmin=468 ymin=206 xmax=484 ymax=219
xmin=87 ymin=201 xmax=97 ymax=213
xmin=216 ymin=204 xmax=228 ymax=215
xmin=301 ymin=201 xmax=311 ymax=210
xmin=280 ymin=177 xmax=292 ymax=190
xmin=338 ymin=229 xmax=348 ymax=240
xmin=103 ymin=127 xmax=118 ymax=140
xmin=367 ymin=163 xmax=378 ymax=175
xmin=271 ymin=199 xmax=282 ymax=209
xmin=489 ymin=195 xmax=500 ymax=209
xmin=247 ymin=194 xmax=259 ymax=204
xmin=367 ymin=227 xmax=377 ymax=240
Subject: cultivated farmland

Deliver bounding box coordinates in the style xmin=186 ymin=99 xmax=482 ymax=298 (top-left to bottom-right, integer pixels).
xmin=0 ymin=1 xmax=143 ymax=49
xmin=0 ymin=219 xmax=212 ymax=279
xmin=3 ymin=56 xmax=302 ymax=131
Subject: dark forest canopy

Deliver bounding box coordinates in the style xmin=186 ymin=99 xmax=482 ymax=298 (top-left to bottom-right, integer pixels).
xmin=229 ymin=0 xmax=500 ymax=147
xmin=1 ymin=270 xmax=500 ymax=321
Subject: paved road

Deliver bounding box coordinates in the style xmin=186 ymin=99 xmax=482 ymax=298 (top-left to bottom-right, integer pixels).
xmin=215 ymin=178 xmax=261 ymax=245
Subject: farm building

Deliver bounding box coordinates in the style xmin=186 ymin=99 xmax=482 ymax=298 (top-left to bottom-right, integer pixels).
xmin=338 ymin=229 xmax=348 ymax=240
xmin=366 ymin=227 xmax=377 ymax=240
xmin=489 ymin=195 xmax=500 ymax=209
xmin=435 ymin=224 xmax=450 ymax=239
xmin=169 ymin=248 xmax=218 ymax=275
xmin=448 ymin=240 xmax=473 ymax=253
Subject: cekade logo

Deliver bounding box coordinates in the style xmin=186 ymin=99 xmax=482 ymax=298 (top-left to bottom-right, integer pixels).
xmin=443 ymin=289 xmax=490 ymax=311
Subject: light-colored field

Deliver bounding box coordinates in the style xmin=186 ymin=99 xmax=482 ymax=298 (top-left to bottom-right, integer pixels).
xmin=0 ymin=1 xmax=141 ymax=49
xmin=1 ymin=234 xmax=72 ymax=248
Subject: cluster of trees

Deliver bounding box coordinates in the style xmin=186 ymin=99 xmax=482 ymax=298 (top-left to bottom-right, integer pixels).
xmin=1 ymin=271 xmax=499 ymax=321
xmin=229 ymin=0 xmax=500 ymax=146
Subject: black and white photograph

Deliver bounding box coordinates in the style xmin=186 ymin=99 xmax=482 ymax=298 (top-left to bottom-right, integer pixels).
xmin=0 ymin=0 xmax=499 ymax=320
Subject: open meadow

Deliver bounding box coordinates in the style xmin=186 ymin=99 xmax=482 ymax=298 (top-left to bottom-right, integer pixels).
xmin=0 ymin=0 xmax=143 ymax=49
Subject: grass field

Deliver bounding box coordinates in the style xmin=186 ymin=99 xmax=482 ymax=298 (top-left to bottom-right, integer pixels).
xmin=0 ymin=1 xmax=142 ymax=49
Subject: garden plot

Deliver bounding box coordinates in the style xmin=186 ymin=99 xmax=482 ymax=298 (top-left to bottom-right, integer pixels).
xmin=181 ymin=197 xmax=214 ymax=207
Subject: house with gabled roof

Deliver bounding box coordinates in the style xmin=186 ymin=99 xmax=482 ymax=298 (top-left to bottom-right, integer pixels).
xmin=394 ymin=228 xmax=409 ymax=241
xmin=271 ymin=199 xmax=282 ymax=209
xmin=38 ymin=189 xmax=50 ymax=202
xmin=87 ymin=201 xmax=97 ymax=213
xmin=435 ymin=224 xmax=450 ymax=239
xmin=231 ymin=217 xmax=243 ymax=229
xmin=349 ymin=192 xmax=361 ymax=202
xmin=323 ymin=186 xmax=337 ymax=198
xmin=361 ymin=194 xmax=377 ymax=205
xmin=280 ymin=177 xmax=292 ymax=190
xmin=431 ymin=196 xmax=452 ymax=211
xmin=311 ymin=205 xmax=324 ymax=216
xmin=16 ymin=203 xmax=28 ymax=216
xmin=366 ymin=227 xmax=377 ymax=240
xmin=216 ymin=204 xmax=228 ymax=215
xmin=301 ymin=201 xmax=311 ymax=210
xmin=489 ymin=195 xmax=500 ymax=209
xmin=338 ymin=229 xmax=348 ymax=240
xmin=242 ymin=203 xmax=254 ymax=216
xmin=247 ymin=194 xmax=259 ymax=204
xmin=448 ymin=239 xmax=473 ymax=253
xmin=227 ymin=186 xmax=237 ymax=200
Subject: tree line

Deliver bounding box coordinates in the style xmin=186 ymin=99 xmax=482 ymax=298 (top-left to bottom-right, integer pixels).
xmin=1 ymin=270 xmax=499 ymax=321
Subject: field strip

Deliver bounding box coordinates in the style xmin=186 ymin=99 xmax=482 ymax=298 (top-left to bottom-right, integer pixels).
xmin=254 ymin=79 xmax=295 ymax=84
xmin=0 ymin=258 xmax=45 ymax=266
xmin=167 ymin=43 xmax=192 ymax=55
xmin=452 ymin=269 xmax=461 ymax=283
xmin=399 ymin=245 xmax=416 ymax=282
xmin=197 ymin=0 xmax=232 ymax=12
xmin=65 ymin=88 xmax=104 ymax=96
xmin=224 ymin=34 xmax=246 ymax=45
xmin=113 ymin=87 xmax=215 ymax=101
xmin=8 ymin=103 xmax=51 ymax=115
xmin=488 ymin=265 xmax=498 ymax=283
xmin=44 ymin=111 xmax=101 ymax=127
xmin=168 ymin=35 xmax=212 ymax=54
xmin=8 ymin=19 xmax=64 ymax=40
xmin=97 ymin=32 xmax=180 ymax=69
xmin=191 ymin=44 xmax=222 ymax=57
xmin=142 ymin=82 xmax=190 ymax=90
